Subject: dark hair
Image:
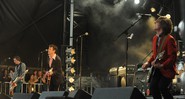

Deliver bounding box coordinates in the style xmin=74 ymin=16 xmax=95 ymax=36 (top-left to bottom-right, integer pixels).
xmin=49 ymin=44 xmax=58 ymax=52
xmin=13 ymin=56 xmax=21 ymax=62
xmin=156 ymin=16 xmax=173 ymax=35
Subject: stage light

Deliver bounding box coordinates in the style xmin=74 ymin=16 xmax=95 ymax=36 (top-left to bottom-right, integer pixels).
xmin=66 ymin=57 xmax=76 ymax=64
xmin=134 ymin=0 xmax=140 ymax=5
xmin=69 ymin=86 xmax=75 ymax=92
xmin=66 ymin=67 xmax=76 ymax=74
xmin=66 ymin=48 xmax=75 ymax=56
xmin=70 ymin=67 xmax=76 ymax=74
xmin=165 ymin=14 xmax=171 ymax=19
xmin=69 ymin=77 xmax=75 ymax=83
xmin=150 ymin=7 xmax=156 ymax=13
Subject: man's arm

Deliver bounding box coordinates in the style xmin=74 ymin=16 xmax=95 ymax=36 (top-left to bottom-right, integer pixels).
xmin=161 ymin=38 xmax=177 ymax=68
xmin=21 ymin=63 xmax=26 ymax=74
xmin=12 ymin=67 xmax=17 ymax=80
xmin=20 ymin=63 xmax=27 ymax=81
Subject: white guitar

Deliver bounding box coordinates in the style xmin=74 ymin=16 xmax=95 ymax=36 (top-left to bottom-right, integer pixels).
xmin=9 ymin=69 xmax=29 ymax=92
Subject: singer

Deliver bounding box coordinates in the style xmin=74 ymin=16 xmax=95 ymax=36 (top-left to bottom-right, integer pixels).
xmin=142 ymin=16 xmax=178 ymax=99
xmin=46 ymin=44 xmax=64 ymax=91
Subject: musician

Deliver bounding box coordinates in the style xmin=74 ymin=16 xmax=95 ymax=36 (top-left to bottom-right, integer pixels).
xmin=12 ymin=56 xmax=26 ymax=93
xmin=47 ymin=44 xmax=64 ymax=91
xmin=142 ymin=16 xmax=178 ymax=99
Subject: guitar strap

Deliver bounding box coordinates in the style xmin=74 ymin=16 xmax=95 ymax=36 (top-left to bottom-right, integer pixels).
xmin=157 ymin=35 xmax=168 ymax=54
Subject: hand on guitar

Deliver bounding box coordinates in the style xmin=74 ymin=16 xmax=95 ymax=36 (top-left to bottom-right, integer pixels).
xmin=10 ymin=81 xmax=17 ymax=87
xmin=153 ymin=63 xmax=163 ymax=69
xmin=45 ymin=68 xmax=53 ymax=81
xmin=142 ymin=62 xmax=150 ymax=71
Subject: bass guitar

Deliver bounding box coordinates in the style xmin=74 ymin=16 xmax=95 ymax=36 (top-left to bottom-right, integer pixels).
xmin=9 ymin=69 xmax=29 ymax=93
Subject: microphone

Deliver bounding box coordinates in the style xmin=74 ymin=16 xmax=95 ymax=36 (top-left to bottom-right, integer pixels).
xmin=136 ymin=13 xmax=152 ymax=17
xmin=127 ymin=33 xmax=134 ymax=39
xmin=79 ymin=32 xmax=89 ymax=37
xmin=76 ymin=32 xmax=89 ymax=42
xmin=41 ymin=49 xmax=48 ymax=53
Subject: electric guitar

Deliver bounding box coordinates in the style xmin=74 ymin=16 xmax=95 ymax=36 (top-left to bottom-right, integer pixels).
xmin=147 ymin=51 xmax=165 ymax=83
xmin=9 ymin=69 xmax=29 ymax=93
xmin=43 ymin=68 xmax=53 ymax=85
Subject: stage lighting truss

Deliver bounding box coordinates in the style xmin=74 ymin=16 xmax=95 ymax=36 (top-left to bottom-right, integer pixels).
xmin=65 ymin=47 xmax=76 ymax=92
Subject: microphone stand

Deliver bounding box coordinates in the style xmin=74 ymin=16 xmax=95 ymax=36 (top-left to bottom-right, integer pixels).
xmin=76 ymin=33 xmax=88 ymax=89
xmin=115 ymin=16 xmax=144 ymax=86
xmin=79 ymin=36 xmax=83 ymax=89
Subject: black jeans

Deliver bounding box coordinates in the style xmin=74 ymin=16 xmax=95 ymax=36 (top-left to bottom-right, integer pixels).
xmin=49 ymin=77 xmax=60 ymax=91
xmin=150 ymin=69 xmax=173 ymax=99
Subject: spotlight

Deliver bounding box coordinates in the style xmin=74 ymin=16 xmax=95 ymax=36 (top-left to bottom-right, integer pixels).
xmin=69 ymin=86 xmax=75 ymax=92
xmin=150 ymin=7 xmax=156 ymax=13
xmin=66 ymin=67 xmax=76 ymax=74
xmin=70 ymin=67 xmax=76 ymax=74
xmin=66 ymin=57 xmax=76 ymax=64
xmin=134 ymin=0 xmax=140 ymax=5
xmin=165 ymin=14 xmax=171 ymax=19
xmin=66 ymin=48 xmax=75 ymax=56
xmin=69 ymin=77 xmax=75 ymax=83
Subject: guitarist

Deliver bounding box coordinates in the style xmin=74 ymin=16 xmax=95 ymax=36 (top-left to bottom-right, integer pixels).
xmin=12 ymin=56 xmax=26 ymax=93
xmin=142 ymin=16 xmax=178 ymax=99
xmin=47 ymin=44 xmax=64 ymax=91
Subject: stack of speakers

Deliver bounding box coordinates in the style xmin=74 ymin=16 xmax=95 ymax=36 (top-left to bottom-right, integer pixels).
xmin=0 ymin=87 xmax=146 ymax=99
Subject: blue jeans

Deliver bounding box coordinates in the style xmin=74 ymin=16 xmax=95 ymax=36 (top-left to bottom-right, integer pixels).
xmin=15 ymin=82 xmax=22 ymax=93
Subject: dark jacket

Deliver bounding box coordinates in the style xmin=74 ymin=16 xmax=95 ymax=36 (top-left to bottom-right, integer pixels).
xmin=47 ymin=55 xmax=64 ymax=85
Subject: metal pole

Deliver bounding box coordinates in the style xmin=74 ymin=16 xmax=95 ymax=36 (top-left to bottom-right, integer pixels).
xmin=79 ymin=37 xmax=83 ymax=89
xmin=125 ymin=36 xmax=128 ymax=86
xmin=66 ymin=0 xmax=74 ymax=91
xmin=69 ymin=0 xmax=74 ymax=46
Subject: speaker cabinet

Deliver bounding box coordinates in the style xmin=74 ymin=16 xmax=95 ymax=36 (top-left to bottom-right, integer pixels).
xmin=67 ymin=89 xmax=91 ymax=99
xmin=13 ymin=92 xmax=40 ymax=99
xmin=92 ymin=87 xmax=146 ymax=99
xmin=39 ymin=91 xmax=68 ymax=99
xmin=0 ymin=93 xmax=11 ymax=99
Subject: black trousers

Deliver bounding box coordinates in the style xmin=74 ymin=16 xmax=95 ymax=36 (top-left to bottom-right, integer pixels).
xmin=150 ymin=69 xmax=173 ymax=99
xmin=49 ymin=76 xmax=60 ymax=91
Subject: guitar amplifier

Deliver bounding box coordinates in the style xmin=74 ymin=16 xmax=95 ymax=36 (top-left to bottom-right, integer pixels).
xmin=126 ymin=64 xmax=137 ymax=74
xmin=126 ymin=65 xmax=137 ymax=86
